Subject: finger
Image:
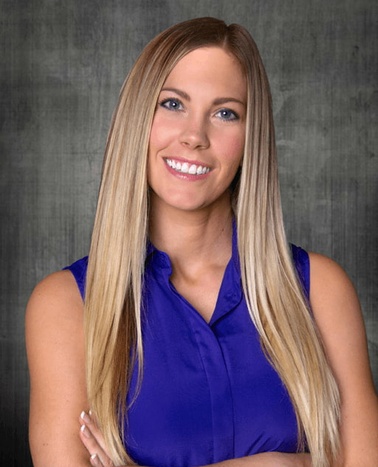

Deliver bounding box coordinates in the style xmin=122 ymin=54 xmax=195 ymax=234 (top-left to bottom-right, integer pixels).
xmin=80 ymin=424 xmax=114 ymax=467
xmin=80 ymin=411 xmax=108 ymax=453
xmin=90 ymin=453 xmax=103 ymax=467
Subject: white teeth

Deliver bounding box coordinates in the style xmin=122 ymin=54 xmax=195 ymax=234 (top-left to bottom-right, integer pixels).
xmin=166 ymin=159 xmax=210 ymax=175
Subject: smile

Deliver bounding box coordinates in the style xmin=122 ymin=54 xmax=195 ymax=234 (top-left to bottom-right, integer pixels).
xmin=165 ymin=158 xmax=211 ymax=175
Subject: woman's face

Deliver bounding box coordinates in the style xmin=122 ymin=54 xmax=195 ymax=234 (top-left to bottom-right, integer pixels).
xmin=148 ymin=46 xmax=247 ymax=215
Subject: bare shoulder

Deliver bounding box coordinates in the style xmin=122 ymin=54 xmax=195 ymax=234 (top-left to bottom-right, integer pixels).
xmin=307 ymin=252 xmax=365 ymax=341
xmin=308 ymin=252 xmax=359 ymax=308
xmin=27 ymin=268 xmax=83 ymax=310
xmin=26 ymin=270 xmax=90 ymax=466
xmin=26 ymin=269 xmax=85 ymax=369
xmin=27 ymin=270 xmax=82 ymax=301
xmin=308 ymin=251 xmax=371 ymax=380
xmin=308 ymin=252 xmax=378 ymax=466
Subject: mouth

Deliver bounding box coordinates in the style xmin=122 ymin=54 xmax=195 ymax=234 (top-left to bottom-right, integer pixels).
xmin=164 ymin=158 xmax=211 ymax=175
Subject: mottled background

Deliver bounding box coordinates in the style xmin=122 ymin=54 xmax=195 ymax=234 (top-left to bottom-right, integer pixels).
xmin=1 ymin=0 xmax=377 ymax=465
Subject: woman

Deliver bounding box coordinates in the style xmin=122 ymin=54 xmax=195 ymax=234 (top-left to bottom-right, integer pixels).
xmin=26 ymin=17 xmax=378 ymax=467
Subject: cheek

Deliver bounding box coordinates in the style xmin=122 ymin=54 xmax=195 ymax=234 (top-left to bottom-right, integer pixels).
xmin=149 ymin=112 xmax=170 ymax=149
xmin=149 ymin=118 xmax=161 ymax=153
xmin=149 ymin=113 xmax=179 ymax=152
xmin=219 ymin=130 xmax=245 ymax=167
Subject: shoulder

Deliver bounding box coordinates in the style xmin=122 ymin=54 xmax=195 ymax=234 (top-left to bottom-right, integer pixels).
xmin=26 ymin=268 xmax=84 ymax=325
xmin=307 ymin=251 xmax=364 ymax=356
xmin=26 ymin=271 xmax=89 ymax=465
xmin=26 ymin=268 xmax=85 ymax=378
xmin=307 ymin=252 xmax=365 ymax=340
xmin=308 ymin=252 xmax=378 ymax=466
xmin=307 ymin=252 xmax=365 ymax=365
xmin=25 ymin=269 xmax=85 ymax=390
xmin=308 ymin=252 xmax=358 ymax=307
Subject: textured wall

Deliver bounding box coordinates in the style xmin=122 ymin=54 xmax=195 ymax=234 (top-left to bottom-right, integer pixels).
xmin=1 ymin=1 xmax=377 ymax=465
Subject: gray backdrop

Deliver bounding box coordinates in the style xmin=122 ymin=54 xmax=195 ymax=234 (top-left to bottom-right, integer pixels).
xmin=1 ymin=1 xmax=377 ymax=465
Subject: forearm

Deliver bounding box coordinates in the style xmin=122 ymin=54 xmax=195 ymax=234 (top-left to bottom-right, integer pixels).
xmin=201 ymin=452 xmax=312 ymax=467
xmin=103 ymin=453 xmax=312 ymax=467
xmin=80 ymin=411 xmax=312 ymax=467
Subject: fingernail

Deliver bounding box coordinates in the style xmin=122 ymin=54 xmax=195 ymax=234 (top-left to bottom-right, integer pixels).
xmin=80 ymin=424 xmax=91 ymax=438
xmin=80 ymin=411 xmax=91 ymax=424
xmin=90 ymin=454 xmax=101 ymax=466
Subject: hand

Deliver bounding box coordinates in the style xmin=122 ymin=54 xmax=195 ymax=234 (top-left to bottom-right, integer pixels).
xmin=79 ymin=410 xmax=115 ymax=467
xmin=79 ymin=410 xmax=311 ymax=467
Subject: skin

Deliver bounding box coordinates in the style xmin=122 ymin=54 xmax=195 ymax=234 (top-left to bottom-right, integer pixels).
xmin=26 ymin=47 xmax=378 ymax=467
xmin=147 ymin=47 xmax=246 ymax=216
xmin=147 ymin=46 xmax=247 ymax=321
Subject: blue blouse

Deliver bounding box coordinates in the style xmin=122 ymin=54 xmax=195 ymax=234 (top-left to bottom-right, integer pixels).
xmin=65 ymin=228 xmax=310 ymax=467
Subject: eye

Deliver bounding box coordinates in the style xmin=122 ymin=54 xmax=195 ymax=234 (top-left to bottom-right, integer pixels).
xmin=215 ymin=108 xmax=239 ymax=121
xmin=159 ymin=98 xmax=183 ymax=112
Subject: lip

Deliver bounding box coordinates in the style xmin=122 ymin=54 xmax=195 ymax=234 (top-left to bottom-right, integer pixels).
xmin=163 ymin=157 xmax=212 ymax=180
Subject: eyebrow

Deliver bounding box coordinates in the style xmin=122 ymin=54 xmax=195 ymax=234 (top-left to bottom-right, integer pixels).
xmin=160 ymin=87 xmax=246 ymax=107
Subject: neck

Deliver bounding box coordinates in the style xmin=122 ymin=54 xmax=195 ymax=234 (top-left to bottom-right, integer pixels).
xmin=148 ymin=194 xmax=234 ymax=267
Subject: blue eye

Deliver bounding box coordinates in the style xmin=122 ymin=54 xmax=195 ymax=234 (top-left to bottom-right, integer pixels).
xmin=216 ymin=109 xmax=239 ymax=121
xmin=159 ymin=98 xmax=183 ymax=111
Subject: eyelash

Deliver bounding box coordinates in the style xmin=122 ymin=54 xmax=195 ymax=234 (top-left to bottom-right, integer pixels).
xmin=215 ymin=109 xmax=239 ymax=121
xmin=159 ymin=98 xmax=183 ymax=112
xmin=158 ymin=98 xmax=240 ymax=122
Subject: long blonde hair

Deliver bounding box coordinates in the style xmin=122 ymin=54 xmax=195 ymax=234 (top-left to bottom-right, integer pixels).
xmin=84 ymin=17 xmax=340 ymax=467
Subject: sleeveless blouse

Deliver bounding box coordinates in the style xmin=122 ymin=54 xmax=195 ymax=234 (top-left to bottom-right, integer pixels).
xmin=65 ymin=228 xmax=310 ymax=467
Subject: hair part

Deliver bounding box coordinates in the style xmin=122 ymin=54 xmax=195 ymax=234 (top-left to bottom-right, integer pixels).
xmin=84 ymin=17 xmax=340 ymax=467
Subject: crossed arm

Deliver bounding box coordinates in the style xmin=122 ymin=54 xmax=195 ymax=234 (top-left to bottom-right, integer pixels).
xmin=26 ymin=254 xmax=378 ymax=467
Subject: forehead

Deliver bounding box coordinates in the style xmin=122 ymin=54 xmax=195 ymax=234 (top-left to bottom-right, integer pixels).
xmin=162 ymin=47 xmax=246 ymax=99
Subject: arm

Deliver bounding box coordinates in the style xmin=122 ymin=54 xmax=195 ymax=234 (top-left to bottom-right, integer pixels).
xmin=80 ymin=412 xmax=311 ymax=467
xmin=82 ymin=255 xmax=378 ymax=467
xmin=27 ymin=274 xmax=309 ymax=467
xmin=309 ymin=253 xmax=378 ymax=467
xmin=26 ymin=270 xmax=92 ymax=466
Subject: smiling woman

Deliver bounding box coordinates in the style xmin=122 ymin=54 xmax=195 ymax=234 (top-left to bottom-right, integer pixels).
xmin=25 ymin=17 xmax=378 ymax=467
xmin=148 ymin=47 xmax=246 ymax=214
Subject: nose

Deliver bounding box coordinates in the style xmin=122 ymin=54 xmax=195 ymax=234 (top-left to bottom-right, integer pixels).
xmin=179 ymin=115 xmax=210 ymax=150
